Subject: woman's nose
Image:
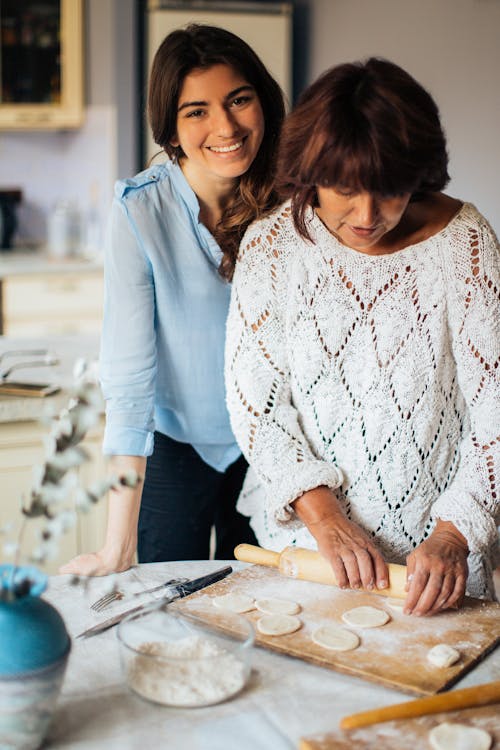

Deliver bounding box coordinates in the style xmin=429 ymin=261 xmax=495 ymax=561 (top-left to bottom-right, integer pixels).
xmin=213 ymin=107 xmax=238 ymax=136
xmin=354 ymin=194 xmax=379 ymax=226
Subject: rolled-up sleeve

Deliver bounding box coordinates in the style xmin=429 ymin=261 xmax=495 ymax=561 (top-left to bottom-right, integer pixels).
xmin=100 ymin=193 xmax=157 ymax=456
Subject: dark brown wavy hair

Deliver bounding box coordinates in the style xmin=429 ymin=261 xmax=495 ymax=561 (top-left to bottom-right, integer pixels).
xmin=277 ymin=57 xmax=450 ymax=241
xmin=148 ymin=24 xmax=285 ymax=279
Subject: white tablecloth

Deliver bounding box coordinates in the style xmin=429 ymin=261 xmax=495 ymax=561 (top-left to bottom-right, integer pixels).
xmin=44 ymin=561 xmax=500 ymax=749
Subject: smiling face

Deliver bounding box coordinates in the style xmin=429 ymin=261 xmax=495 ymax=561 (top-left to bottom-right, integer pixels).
xmin=171 ymin=63 xmax=265 ymax=190
xmin=315 ymin=186 xmax=412 ymax=254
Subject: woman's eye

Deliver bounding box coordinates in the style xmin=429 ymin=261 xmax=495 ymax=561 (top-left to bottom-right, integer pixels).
xmin=231 ymin=96 xmax=251 ymax=107
xmin=186 ymin=109 xmax=205 ymax=118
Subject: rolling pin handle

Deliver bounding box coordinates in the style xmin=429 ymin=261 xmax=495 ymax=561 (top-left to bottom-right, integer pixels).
xmin=233 ymin=544 xmax=280 ymax=568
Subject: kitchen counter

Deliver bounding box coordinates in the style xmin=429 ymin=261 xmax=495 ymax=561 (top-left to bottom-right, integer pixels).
xmin=0 ymin=248 xmax=102 ymax=277
xmin=44 ymin=561 xmax=500 ymax=750
xmin=0 ymin=334 xmax=101 ymax=423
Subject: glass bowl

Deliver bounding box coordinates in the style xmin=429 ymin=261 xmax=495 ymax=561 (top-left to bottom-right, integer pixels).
xmin=117 ymin=606 xmax=254 ymax=708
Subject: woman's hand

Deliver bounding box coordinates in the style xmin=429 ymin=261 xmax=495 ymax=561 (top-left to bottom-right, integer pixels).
xmin=404 ymin=520 xmax=469 ymax=616
xmin=292 ymin=486 xmax=389 ymax=591
xmin=59 ymin=546 xmax=136 ymax=577
xmin=59 ymin=455 xmax=145 ymax=578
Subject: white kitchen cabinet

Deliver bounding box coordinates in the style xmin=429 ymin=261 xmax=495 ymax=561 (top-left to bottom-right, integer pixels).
xmin=0 ymin=417 xmax=108 ymax=575
xmin=0 ymin=269 xmax=103 ymax=336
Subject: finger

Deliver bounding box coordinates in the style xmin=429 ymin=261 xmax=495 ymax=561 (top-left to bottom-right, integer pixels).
xmin=405 ymin=558 xmax=416 ymax=593
xmin=353 ymin=547 xmax=378 ymax=589
xmin=372 ymin=552 xmax=389 ymax=591
xmin=60 ymin=554 xmax=99 ymax=576
xmin=445 ymin=572 xmax=467 ymax=610
xmin=411 ymin=572 xmax=445 ymax=616
xmin=403 ymin=568 xmax=430 ymax=614
xmin=427 ymin=573 xmax=456 ymax=614
xmin=328 ymin=555 xmax=349 ymax=589
xmin=341 ymin=549 xmax=364 ymax=589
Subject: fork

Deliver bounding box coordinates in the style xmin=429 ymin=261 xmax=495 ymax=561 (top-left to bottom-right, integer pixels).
xmin=89 ymin=577 xmax=188 ymax=612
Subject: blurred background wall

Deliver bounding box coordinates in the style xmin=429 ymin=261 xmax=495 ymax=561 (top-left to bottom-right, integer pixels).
xmin=1 ymin=0 xmax=499 ymax=246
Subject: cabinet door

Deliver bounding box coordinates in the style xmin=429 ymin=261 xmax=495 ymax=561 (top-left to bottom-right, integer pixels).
xmin=0 ymin=419 xmax=107 ymax=575
xmin=1 ymin=271 xmax=103 ymax=336
xmin=0 ymin=0 xmax=84 ymax=130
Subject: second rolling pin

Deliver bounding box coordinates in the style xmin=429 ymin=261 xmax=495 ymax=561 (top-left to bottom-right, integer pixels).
xmin=234 ymin=543 xmax=407 ymax=599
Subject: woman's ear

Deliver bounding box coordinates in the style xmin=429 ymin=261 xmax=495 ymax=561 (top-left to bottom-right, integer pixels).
xmin=170 ymin=135 xmax=179 ymax=147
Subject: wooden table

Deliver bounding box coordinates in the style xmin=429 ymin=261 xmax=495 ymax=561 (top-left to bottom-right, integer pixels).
xmin=44 ymin=561 xmax=500 ymax=750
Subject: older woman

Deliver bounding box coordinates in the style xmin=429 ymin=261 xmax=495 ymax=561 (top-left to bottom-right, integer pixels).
xmin=225 ymin=58 xmax=499 ymax=616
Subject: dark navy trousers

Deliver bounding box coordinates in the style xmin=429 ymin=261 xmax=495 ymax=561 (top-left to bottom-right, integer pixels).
xmin=137 ymin=431 xmax=257 ymax=562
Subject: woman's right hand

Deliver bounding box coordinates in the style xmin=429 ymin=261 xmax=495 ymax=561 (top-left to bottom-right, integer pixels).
xmin=292 ymin=486 xmax=389 ymax=591
xmin=59 ymin=546 xmax=136 ymax=577
xmin=59 ymin=455 xmax=146 ymax=578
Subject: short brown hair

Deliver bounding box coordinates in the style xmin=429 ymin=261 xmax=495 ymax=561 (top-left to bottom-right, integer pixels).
xmin=148 ymin=24 xmax=285 ymax=279
xmin=277 ymin=58 xmax=450 ymax=241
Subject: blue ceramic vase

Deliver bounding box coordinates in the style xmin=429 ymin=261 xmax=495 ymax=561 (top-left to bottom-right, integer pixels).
xmin=0 ymin=564 xmax=71 ymax=750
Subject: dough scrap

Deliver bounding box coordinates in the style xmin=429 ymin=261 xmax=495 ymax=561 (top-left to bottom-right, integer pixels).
xmin=385 ymin=597 xmax=406 ymax=613
xmin=429 ymin=722 xmax=492 ymax=750
xmin=256 ymin=614 xmax=302 ymax=636
xmin=312 ymin=624 xmax=360 ymax=651
xmin=427 ymin=644 xmax=460 ymax=668
xmin=212 ymin=593 xmax=255 ymax=613
xmin=255 ymin=598 xmax=301 ymax=615
xmin=341 ymin=606 xmax=390 ymax=629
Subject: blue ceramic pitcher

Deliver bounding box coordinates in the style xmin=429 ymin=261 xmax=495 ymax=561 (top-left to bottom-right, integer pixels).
xmin=0 ymin=564 xmax=71 ymax=749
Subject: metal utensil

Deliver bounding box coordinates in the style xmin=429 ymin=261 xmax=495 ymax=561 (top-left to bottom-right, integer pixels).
xmin=89 ymin=576 xmax=189 ymax=612
xmin=0 ymin=353 xmax=59 ymax=381
xmin=77 ymin=565 xmax=233 ymax=638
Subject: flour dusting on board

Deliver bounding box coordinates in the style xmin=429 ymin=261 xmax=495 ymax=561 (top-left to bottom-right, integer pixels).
xmin=175 ymin=566 xmax=500 ymax=697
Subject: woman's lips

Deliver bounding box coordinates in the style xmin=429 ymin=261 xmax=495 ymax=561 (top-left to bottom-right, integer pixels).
xmin=349 ymin=225 xmax=379 ymax=238
xmin=206 ymin=136 xmax=247 ymax=155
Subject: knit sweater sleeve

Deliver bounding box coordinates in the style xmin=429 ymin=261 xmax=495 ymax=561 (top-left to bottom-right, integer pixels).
xmin=433 ymin=209 xmax=500 ymax=553
xmin=225 ymin=205 xmax=343 ymax=526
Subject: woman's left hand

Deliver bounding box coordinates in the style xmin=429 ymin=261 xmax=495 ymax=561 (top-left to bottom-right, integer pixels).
xmin=404 ymin=520 xmax=469 ymax=616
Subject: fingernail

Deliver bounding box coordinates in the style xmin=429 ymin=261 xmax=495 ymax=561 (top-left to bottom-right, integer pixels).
xmin=367 ymin=582 xmax=374 ymax=590
xmin=378 ymin=580 xmax=388 ymax=589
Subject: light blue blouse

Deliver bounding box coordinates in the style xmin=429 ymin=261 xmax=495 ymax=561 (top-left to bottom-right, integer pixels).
xmin=100 ymin=160 xmax=241 ymax=472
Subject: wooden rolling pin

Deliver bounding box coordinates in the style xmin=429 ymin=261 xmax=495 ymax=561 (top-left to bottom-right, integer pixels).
xmin=339 ymin=680 xmax=500 ymax=729
xmin=234 ymin=543 xmax=407 ymax=599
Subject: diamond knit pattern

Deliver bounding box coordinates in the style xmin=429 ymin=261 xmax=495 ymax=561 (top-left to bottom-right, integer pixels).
xmin=225 ymin=201 xmax=500 ymax=598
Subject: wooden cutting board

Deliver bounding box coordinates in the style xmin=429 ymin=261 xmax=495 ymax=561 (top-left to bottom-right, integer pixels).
xmin=299 ymin=704 xmax=500 ymax=749
xmin=173 ymin=565 xmax=499 ymax=697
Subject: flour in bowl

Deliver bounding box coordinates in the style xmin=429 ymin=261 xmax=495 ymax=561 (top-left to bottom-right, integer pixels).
xmin=127 ymin=635 xmax=247 ymax=707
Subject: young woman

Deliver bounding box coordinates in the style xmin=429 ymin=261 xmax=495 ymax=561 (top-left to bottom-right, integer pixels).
xmin=226 ymin=58 xmax=499 ymax=615
xmin=61 ymin=24 xmax=285 ymax=575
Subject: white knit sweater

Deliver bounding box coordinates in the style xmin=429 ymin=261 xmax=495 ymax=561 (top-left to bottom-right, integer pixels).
xmin=225 ymin=201 xmax=500 ymax=598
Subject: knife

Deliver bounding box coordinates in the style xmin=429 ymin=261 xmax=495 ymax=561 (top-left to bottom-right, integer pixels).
xmin=77 ymin=565 xmax=233 ymax=638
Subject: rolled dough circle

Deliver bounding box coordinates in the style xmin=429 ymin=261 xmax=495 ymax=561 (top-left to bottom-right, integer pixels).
xmin=256 ymin=614 xmax=302 ymax=636
xmin=255 ymin=598 xmax=301 ymax=615
xmin=311 ymin=624 xmax=360 ymax=651
xmin=341 ymin=606 xmax=390 ymax=629
xmin=429 ymin=722 xmax=492 ymax=750
xmin=212 ymin=593 xmax=255 ymax=613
